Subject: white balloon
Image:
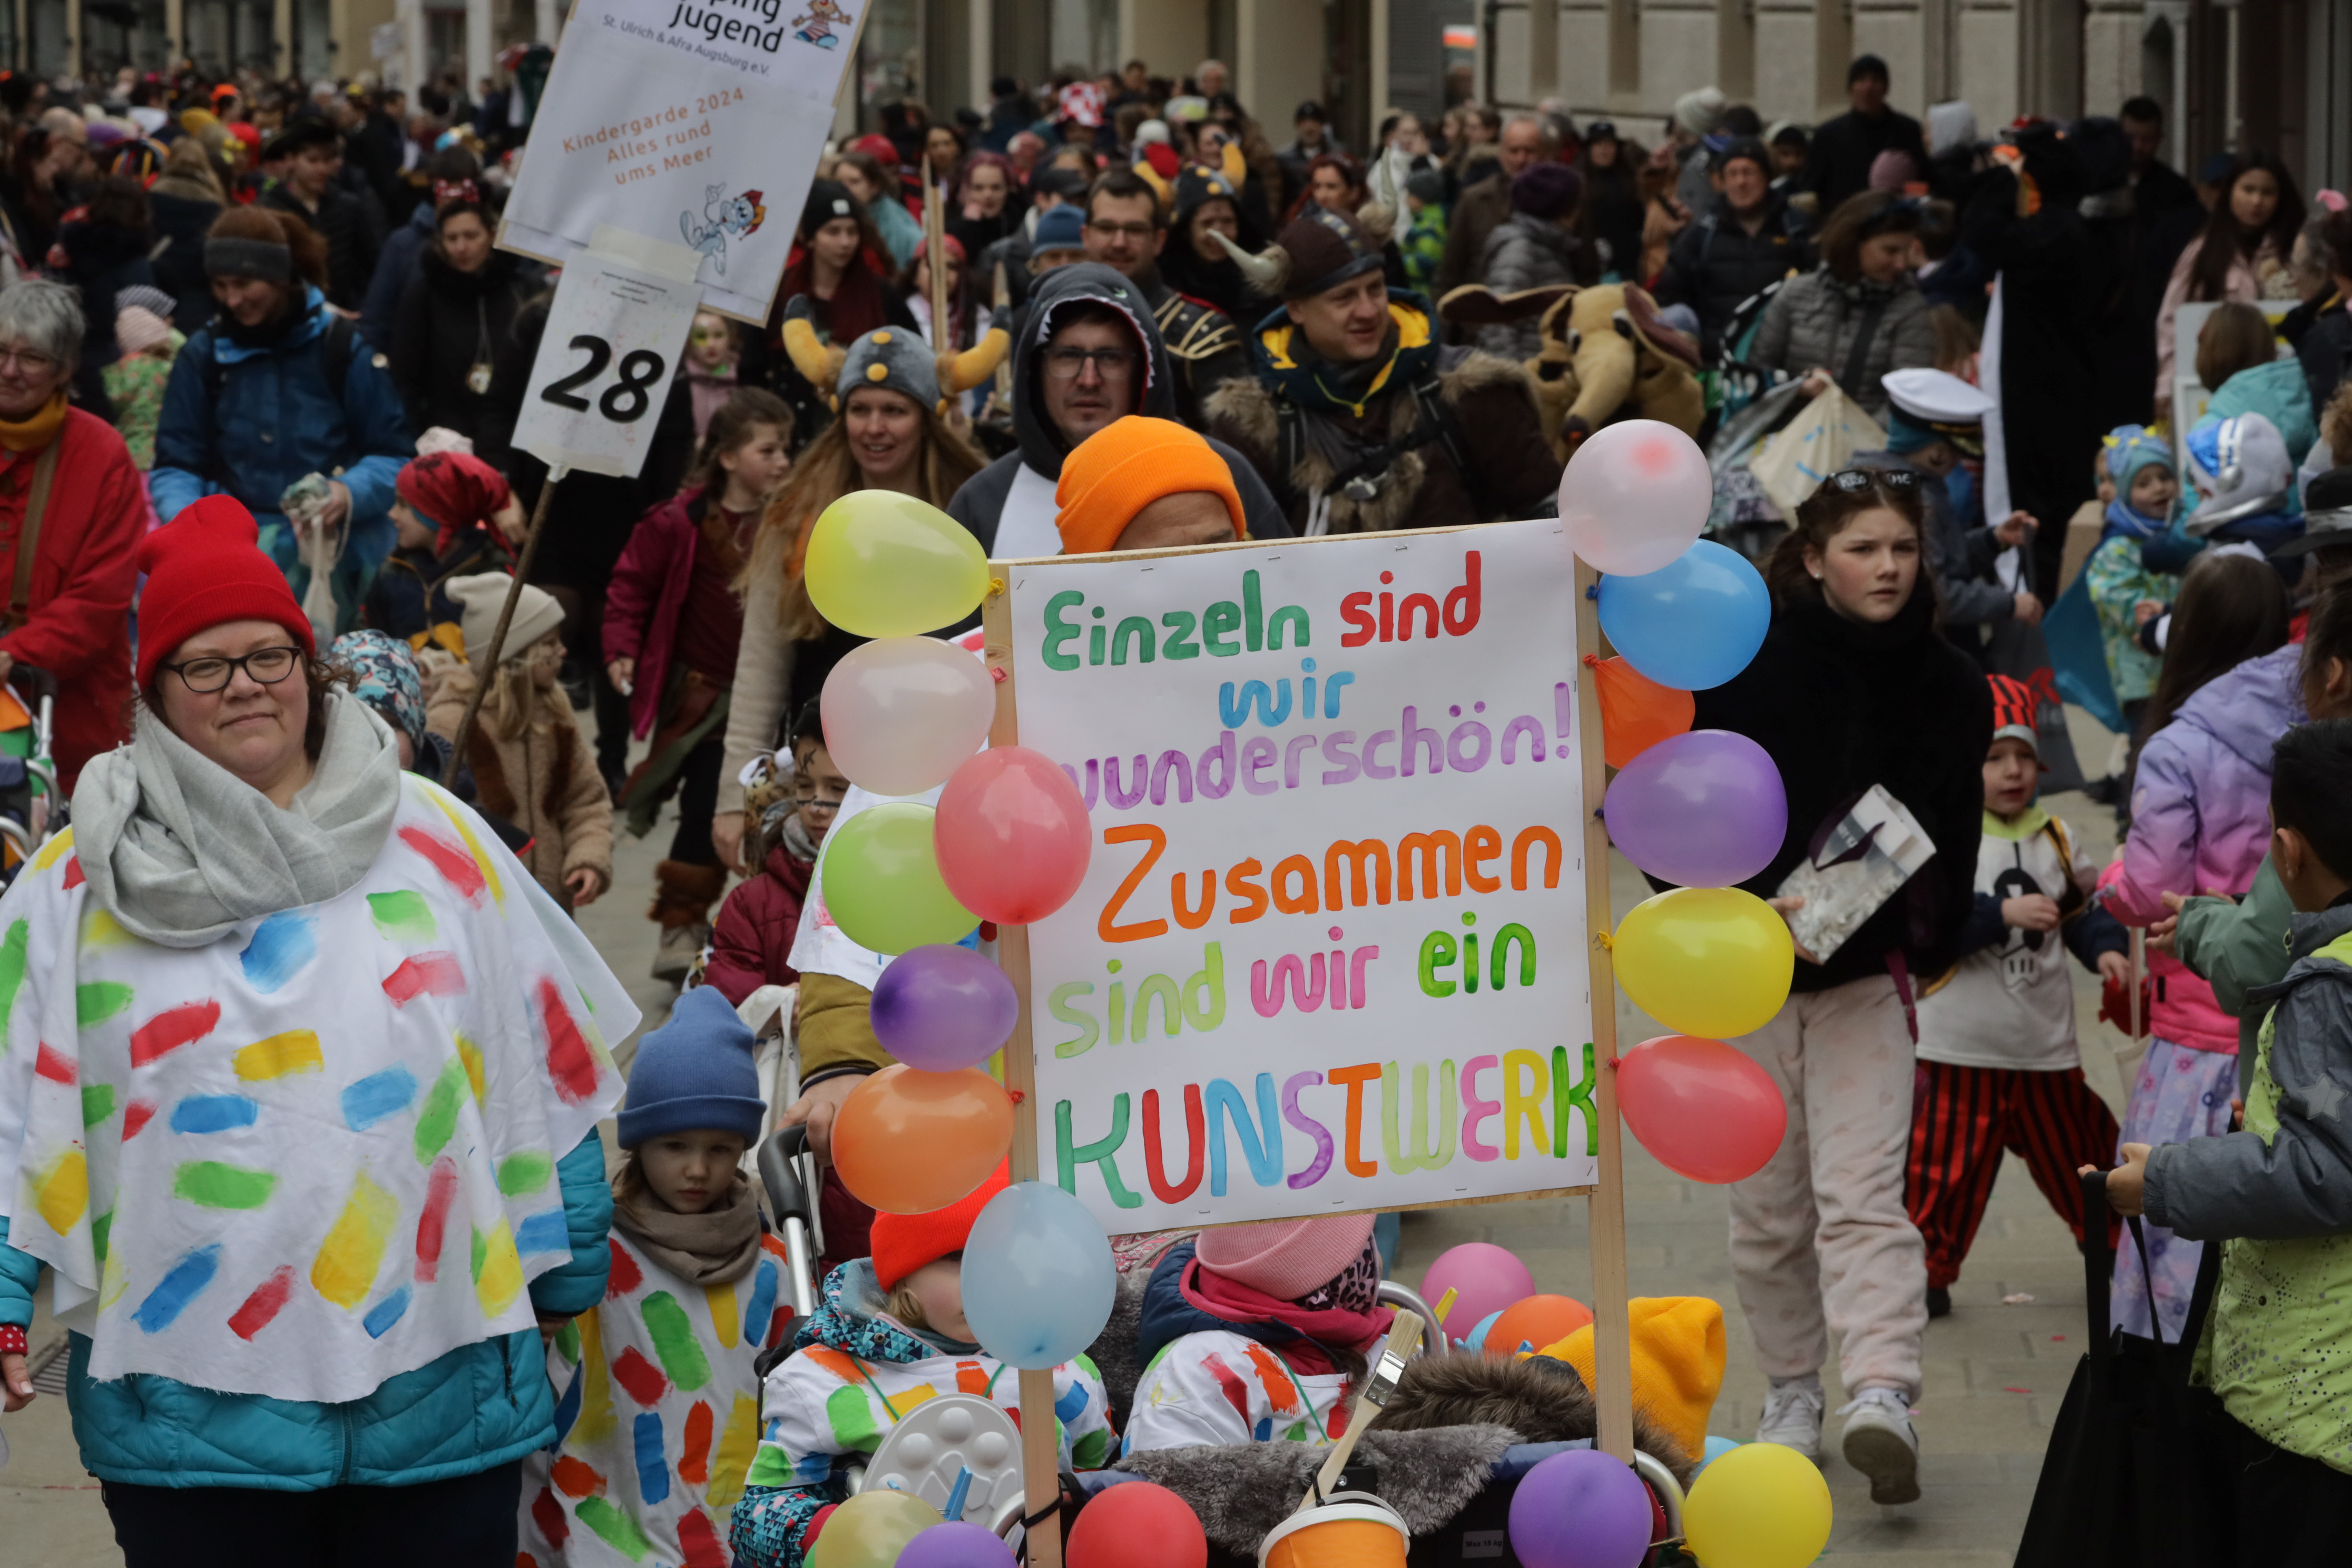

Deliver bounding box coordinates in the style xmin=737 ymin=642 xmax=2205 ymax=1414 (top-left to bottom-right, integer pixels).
xmin=819 ymin=636 xmax=996 ymax=797
xmin=1557 ymin=419 xmax=1713 ymax=575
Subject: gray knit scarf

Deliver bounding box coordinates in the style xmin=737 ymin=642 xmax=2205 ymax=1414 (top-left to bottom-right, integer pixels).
xmin=612 ymin=1170 xmax=764 ymax=1285
xmin=73 ymin=690 xmax=405 ymax=948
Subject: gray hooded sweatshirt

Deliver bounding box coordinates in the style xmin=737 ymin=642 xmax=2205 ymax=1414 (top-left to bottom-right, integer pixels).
xmin=945 ymin=261 xmax=1291 ymax=558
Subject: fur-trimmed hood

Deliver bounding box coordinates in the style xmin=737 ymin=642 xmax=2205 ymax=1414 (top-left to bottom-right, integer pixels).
xmin=1369 ymin=1349 xmax=1696 ymax=1482
xmin=1202 ymin=347 xmax=1540 ymax=533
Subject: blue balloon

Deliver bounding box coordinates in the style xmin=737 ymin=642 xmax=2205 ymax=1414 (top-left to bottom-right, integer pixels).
xmin=1698 ymin=1433 xmax=1741 ymax=1474
xmin=960 ymin=1181 xmax=1117 ymax=1370
xmin=1595 ymin=540 xmax=1771 ymax=690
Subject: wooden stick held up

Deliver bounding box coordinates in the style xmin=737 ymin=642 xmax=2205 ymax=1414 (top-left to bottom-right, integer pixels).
xmin=440 ymin=472 xmax=564 ymax=788
xmin=1299 ymin=1311 xmax=1424 ymax=1513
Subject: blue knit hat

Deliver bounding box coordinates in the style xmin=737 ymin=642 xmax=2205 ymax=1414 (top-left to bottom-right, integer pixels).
xmin=2104 ymin=424 xmax=2175 ymax=495
xmin=616 ymin=987 xmax=765 ymax=1149
xmin=1033 ymin=204 xmax=1086 ymax=253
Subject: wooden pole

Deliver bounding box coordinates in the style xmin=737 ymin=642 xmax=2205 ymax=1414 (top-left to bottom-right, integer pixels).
xmin=440 ymin=472 xmax=563 ymax=788
xmin=926 ymin=176 xmax=951 ymax=347
xmin=982 ymin=571 xmax=1063 ymax=1568
xmin=1575 ymin=560 xmax=1635 ymax=1463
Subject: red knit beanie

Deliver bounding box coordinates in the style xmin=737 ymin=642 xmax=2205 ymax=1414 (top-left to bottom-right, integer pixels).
xmin=870 ymin=1163 xmax=1011 ymax=1293
xmin=136 ymin=496 xmax=314 ymax=689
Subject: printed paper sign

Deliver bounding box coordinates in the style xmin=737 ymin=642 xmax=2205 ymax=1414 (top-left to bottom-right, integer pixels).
xmin=510 ymin=247 xmax=702 ymax=477
xmin=499 ymin=0 xmax=860 ymax=321
xmin=1006 ymin=520 xmax=1598 ymax=1234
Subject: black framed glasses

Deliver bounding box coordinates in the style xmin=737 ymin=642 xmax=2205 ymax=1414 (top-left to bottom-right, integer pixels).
xmin=1043 ymin=346 xmax=1137 ymax=381
xmin=1824 ymin=467 xmax=1923 ymax=494
xmin=162 ymin=645 xmax=303 ymax=693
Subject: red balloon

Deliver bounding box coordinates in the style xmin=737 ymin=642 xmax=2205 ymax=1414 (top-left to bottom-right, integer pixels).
xmin=934 ymin=746 xmax=1092 ymax=925
xmin=1484 ymin=1294 xmax=1595 ymax=1358
xmin=1616 ymin=1034 xmax=1788 ymax=1183
xmin=1067 ymin=1481 xmax=1206 ymax=1568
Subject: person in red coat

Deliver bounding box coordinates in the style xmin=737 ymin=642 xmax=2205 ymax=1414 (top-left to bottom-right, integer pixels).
xmin=0 ymin=280 xmax=148 ymax=789
xmin=700 ymin=705 xmax=836 ymax=1006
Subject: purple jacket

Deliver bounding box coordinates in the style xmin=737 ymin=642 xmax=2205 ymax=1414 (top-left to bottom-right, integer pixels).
xmin=2100 ymin=642 xmax=2306 ymax=1050
xmin=602 ymin=488 xmax=708 ymax=741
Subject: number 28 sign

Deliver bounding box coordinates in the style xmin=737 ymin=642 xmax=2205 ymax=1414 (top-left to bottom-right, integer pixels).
xmin=511 ymin=247 xmax=704 ymax=478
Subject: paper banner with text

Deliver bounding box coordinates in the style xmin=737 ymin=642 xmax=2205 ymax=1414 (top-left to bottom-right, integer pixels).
xmin=1005 ymin=520 xmax=1596 ymax=1234
xmin=499 ymin=0 xmax=861 ymax=321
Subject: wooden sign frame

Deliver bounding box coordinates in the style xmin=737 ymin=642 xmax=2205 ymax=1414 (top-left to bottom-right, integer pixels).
xmin=979 ymin=535 xmax=1632 ymax=1564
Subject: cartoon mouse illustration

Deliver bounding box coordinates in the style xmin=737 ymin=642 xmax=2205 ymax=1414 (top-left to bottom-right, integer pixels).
xmin=679 ymin=184 xmax=766 ymax=276
xmin=791 ymin=0 xmax=848 ymax=47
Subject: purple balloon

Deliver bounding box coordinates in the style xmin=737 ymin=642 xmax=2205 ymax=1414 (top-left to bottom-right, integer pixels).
xmin=870 ymin=944 xmax=1021 ymax=1072
xmin=895 ymin=1521 xmax=1017 ymax=1568
xmin=1507 ymin=1449 xmax=1654 ymax=1568
xmin=1602 ymin=729 xmax=1787 ymax=888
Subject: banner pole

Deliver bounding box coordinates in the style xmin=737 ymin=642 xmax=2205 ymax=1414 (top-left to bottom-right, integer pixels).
xmin=439 ymin=469 xmax=563 ymax=788
xmin=1576 ymin=560 xmax=1635 ymax=1463
xmin=984 ymin=569 xmax=1064 ymax=1567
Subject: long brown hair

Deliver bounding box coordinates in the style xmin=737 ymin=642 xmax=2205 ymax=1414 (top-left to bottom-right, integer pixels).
xmin=2139 ymin=550 xmax=2291 ymax=747
xmin=2193 ymin=301 xmax=2276 ymax=391
xmin=1764 ymin=470 xmax=1931 ymax=608
xmin=2187 ymin=153 xmax=2305 ymax=304
xmin=1816 ymin=189 xmax=1925 ymax=283
xmin=688 ymin=386 xmax=795 ymax=492
xmin=742 ymin=387 xmax=987 ymax=640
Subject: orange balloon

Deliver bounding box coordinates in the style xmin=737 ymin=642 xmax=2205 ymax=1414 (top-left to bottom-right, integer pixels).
xmin=1590 ymin=654 xmax=1695 ymax=770
xmin=831 ymin=1065 xmax=1015 ymax=1214
xmin=1485 ymin=1293 xmax=1595 ymax=1357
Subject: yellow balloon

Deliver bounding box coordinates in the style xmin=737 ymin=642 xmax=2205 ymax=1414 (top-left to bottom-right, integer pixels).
xmin=805 ymin=490 xmax=990 ymax=638
xmin=1613 ymin=886 xmax=1793 ymax=1038
xmin=1682 ymin=1440 xmax=1832 ymax=1568
xmin=807 ymin=1488 xmax=944 ymax=1568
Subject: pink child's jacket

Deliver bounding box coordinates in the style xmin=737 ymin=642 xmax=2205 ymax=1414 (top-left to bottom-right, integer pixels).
xmin=2096 ymin=643 xmax=2305 ymax=1050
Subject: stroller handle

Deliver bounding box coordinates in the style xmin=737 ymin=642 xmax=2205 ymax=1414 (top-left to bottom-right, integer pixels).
xmin=1374 ymin=1281 xmax=1452 ymax=1357
xmin=758 ymin=1124 xmax=821 ymax=1323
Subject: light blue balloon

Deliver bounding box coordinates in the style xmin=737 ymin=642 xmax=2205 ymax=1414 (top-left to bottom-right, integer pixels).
xmin=1698 ymin=1434 xmax=1742 ymax=1474
xmin=959 ymin=1181 xmax=1118 ymax=1369
xmin=1463 ymin=1309 xmax=1505 ymax=1352
xmin=1595 ymin=540 xmax=1771 ymax=691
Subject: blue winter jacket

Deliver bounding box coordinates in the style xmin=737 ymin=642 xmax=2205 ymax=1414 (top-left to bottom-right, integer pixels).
xmin=150 ymin=288 xmax=413 ymax=602
xmin=0 ymin=1132 xmax=610 ymax=1489
xmin=361 ymin=202 xmax=436 ymax=350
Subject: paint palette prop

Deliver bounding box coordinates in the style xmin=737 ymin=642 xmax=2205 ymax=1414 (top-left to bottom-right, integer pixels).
xmin=858 ymin=1393 xmax=1024 ymax=1528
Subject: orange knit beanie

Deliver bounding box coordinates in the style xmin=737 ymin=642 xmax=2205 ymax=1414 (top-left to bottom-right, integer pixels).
xmin=1054 ymin=415 xmax=1244 ymax=555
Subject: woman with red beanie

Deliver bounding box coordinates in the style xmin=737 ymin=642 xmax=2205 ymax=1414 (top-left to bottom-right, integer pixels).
xmin=0 ymin=495 xmax=638 ymax=1567
xmin=732 ymin=1168 xmax=1114 ymax=1568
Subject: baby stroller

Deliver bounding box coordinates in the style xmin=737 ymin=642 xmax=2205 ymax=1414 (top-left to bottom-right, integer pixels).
xmin=740 ymin=988 xmax=1693 ymax=1563
xmin=0 ymin=665 xmax=63 ymax=885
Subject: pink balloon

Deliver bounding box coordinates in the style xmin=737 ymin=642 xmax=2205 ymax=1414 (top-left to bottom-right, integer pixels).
xmin=934 ymin=747 xmax=1092 ymax=925
xmin=1557 ymin=419 xmax=1712 ymax=575
xmin=1421 ymin=1243 xmax=1537 ymax=1340
xmin=1616 ymin=1035 xmax=1788 ymax=1183
xmin=820 ymin=637 xmax=995 ymax=797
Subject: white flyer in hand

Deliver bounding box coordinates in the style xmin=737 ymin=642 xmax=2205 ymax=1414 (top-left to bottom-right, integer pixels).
xmin=1775 ymin=784 xmax=1936 ymax=962
xmin=509 ymin=242 xmax=702 ymax=478
xmin=498 ymin=0 xmax=859 ymax=320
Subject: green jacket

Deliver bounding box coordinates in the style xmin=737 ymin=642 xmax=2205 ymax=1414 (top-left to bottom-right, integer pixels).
xmin=2145 ymin=905 xmax=2352 ymax=1474
xmin=2175 ymin=855 xmax=2296 ymax=1054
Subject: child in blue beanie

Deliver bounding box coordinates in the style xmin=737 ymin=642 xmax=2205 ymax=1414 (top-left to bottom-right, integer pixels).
xmin=2086 ymin=424 xmax=2191 ymax=737
xmin=519 ymin=987 xmax=793 ymax=1566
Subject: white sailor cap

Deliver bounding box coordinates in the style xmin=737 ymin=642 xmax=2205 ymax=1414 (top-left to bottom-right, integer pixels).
xmin=1882 ymin=367 xmax=1995 ymax=428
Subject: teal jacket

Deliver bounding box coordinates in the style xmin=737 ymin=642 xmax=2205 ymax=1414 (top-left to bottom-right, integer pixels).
xmin=2177 ymin=854 xmax=2297 ymax=1054
xmin=2205 ymin=358 xmax=2320 ymax=471
xmin=0 ymin=1132 xmax=610 ymax=1490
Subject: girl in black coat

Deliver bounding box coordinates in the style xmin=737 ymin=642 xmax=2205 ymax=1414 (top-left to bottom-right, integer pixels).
xmin=388 ymin=192 xmax=534 ymax=440
xmin=1688 ymin=468 xmax=1990 ymax=1508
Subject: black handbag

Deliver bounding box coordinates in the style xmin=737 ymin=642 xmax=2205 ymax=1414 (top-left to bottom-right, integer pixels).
xmin=2013 ymin=1171 xmax=2228 ymax=1567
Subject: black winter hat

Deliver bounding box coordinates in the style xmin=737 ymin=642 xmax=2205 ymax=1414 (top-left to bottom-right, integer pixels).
xmin=1511 ymin=161 xmax=1583 ymax=218
xmin=800 ymin=178 xmax=858 ymax=240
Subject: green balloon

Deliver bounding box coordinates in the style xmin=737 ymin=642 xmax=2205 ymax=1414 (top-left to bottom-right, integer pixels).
xmin=821 ymin=803 xmax=981 ymax=955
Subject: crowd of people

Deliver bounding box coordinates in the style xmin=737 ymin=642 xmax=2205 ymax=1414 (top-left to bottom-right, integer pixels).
xmin=0 ymin=41 xmax=2344 ymax=1568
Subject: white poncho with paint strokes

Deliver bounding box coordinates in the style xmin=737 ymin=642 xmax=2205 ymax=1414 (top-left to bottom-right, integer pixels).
xmin=0 ymin=773 xmax=635 ymax=1403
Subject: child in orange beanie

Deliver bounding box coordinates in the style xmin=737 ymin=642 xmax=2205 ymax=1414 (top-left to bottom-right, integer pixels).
xmin=1055 ymin=415 xmax=1248 ymax=555
xmin=731 ymin=1168 xmax=1112 ymax=1567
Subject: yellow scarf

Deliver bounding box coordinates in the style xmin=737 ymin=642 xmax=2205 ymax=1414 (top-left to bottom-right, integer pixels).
xmin=0 ymin=393 xmax=67 ymax=455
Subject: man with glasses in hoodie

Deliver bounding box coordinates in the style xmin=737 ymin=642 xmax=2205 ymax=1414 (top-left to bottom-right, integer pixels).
xmin=944 ymin=261 xmax=1290 ymax=559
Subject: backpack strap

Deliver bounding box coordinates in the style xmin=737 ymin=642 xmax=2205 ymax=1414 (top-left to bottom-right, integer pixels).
xmin=4 ymin=437 xmax=61 ymax=634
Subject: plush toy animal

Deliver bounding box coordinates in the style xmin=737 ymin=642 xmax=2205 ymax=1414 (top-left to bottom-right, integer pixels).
xmin=1438 ymin=280 xmax=1702 ymax=458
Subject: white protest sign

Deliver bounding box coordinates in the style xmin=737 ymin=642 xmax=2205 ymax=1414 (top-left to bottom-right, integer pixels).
xmin=511 ymin=240 xmax=702 ymax=477
xmin=1003 ymin=520 xmax=1596 ymax=1234
xmin=499 ymin=0 xmax=862 ymax=321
